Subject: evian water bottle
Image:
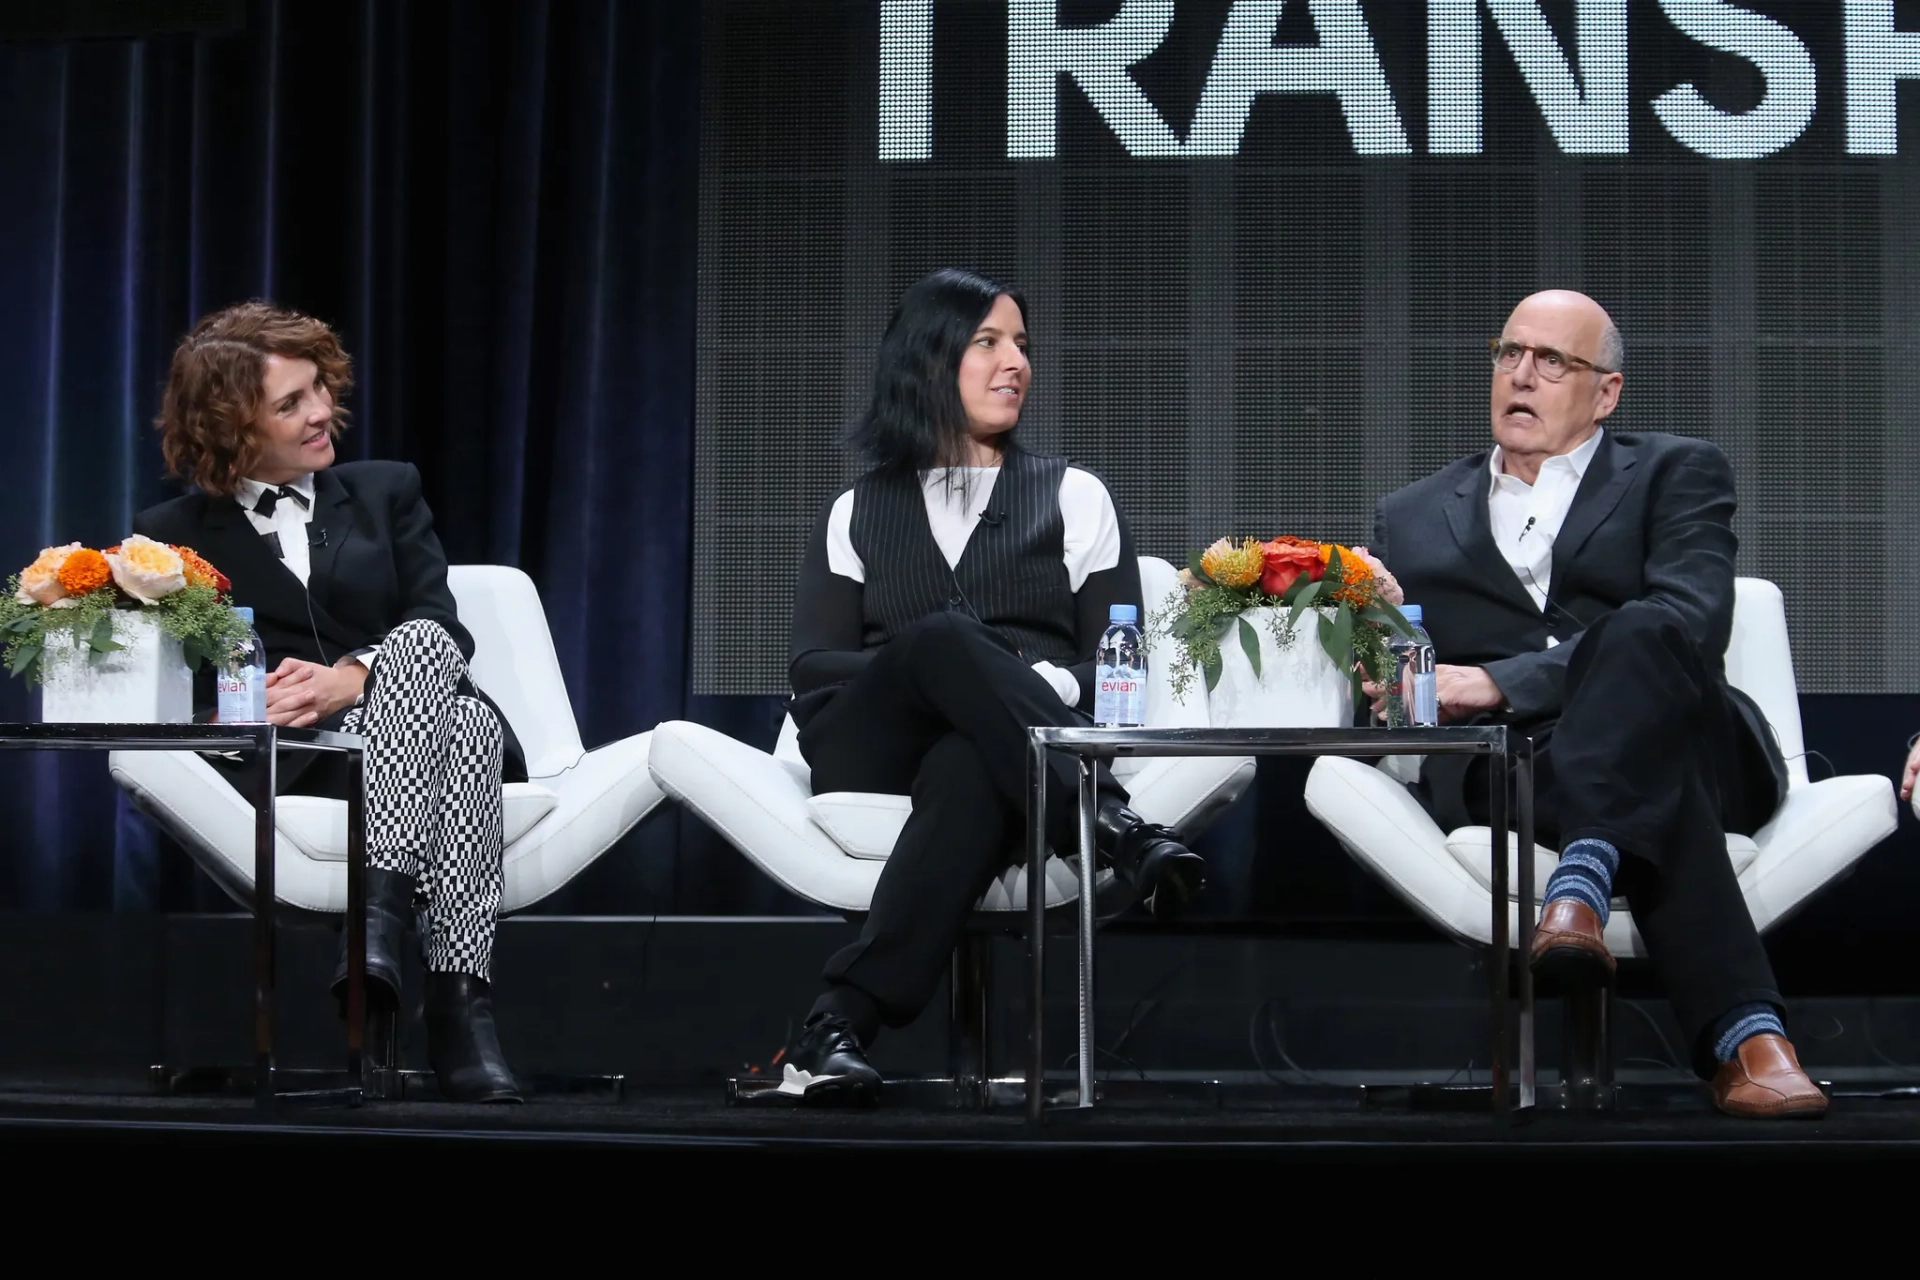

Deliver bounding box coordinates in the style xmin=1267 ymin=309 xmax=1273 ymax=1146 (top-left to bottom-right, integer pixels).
xmin=216 ymin=606 xmax=268 ymax=724
xmin=1385 ymin=604 xmax=1438 ymax=728
xmin=1094 ymin=603 xmax=1147 ymax=728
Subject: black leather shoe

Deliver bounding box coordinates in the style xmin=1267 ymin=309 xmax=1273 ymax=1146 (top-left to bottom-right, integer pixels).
xmin=424 ymin=971 xmax=523 ymax=1104
xmin=1094 ymin=800 xmax=1206 ymax=921
xmin=330 ymin=867 xmax=417 ymax=1014
xmin=776 ymin=1015 xmax=881 ymax=1105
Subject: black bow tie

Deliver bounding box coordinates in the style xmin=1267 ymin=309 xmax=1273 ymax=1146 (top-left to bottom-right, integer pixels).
xmin=252 ymin=485 xmax=310 ymax=518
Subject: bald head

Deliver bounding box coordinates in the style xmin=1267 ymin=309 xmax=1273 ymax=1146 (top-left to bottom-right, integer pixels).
xmin=1490 ymin=290 xmax=1625 ymax=483
xmin=1510 ymin=290 xmax=1621 ymax=371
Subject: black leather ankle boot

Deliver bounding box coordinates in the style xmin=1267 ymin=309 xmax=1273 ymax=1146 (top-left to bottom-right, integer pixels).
xmin=424 ymin=971 xmax=523 ymax=1103
xmin=1094 ymin=799 xmax=1206 ymax=921
xmin=331 ymin=867 xmax=417 ymax=1014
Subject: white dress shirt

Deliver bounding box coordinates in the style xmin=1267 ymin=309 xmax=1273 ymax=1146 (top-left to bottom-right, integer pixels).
xmin=1487 ymin=428 xmax=1604 ymax=611
xmin=822 ymin=466 xmax=1123 ymax=707
xmin=235 ymin=473 xmax=319 ymax=584
xmin=233 ymin=473 xmax=377 ymax=671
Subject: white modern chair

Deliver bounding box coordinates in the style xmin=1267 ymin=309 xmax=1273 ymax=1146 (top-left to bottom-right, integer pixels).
xmin=645 ymin=555 xmax=1257 ymax=1103
xmin=1304 ymin=577 xmax=1898 ymax=1104
xmin=108 ymin=565 xmax=668 ymax=919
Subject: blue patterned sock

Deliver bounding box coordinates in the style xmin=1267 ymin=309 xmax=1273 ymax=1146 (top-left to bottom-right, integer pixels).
xmin=1543 ymin=837 xmax=1619 ymax=926
xmin=1712 ymin=1002 xmax=1786 ymax=1063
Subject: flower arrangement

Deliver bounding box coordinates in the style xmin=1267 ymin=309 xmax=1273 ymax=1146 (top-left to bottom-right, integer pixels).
xmin=1152 ymin=535 xmax=1412 ymax=701
xmin=0 ymin=535 xmax=250 ymax=683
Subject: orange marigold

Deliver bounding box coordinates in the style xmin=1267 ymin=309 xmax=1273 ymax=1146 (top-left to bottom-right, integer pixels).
xmin=173 ymin=545 xmax=230 ymax=593
xmin=1321 ymin=543 xmax=1376 ymax=610
xmin=55 ymin=547 xmax=112 ymax=595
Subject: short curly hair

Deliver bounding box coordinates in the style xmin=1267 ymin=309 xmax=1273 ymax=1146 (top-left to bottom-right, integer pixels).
xmin=155 ymin=301 xmax=354 ymax=496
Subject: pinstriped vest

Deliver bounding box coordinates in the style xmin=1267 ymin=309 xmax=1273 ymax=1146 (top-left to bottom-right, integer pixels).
xmin=849 ymin=446 xmax=1078 ymax=665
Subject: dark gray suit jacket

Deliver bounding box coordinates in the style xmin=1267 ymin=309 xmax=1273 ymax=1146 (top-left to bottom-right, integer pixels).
xmin=1372 ymin=430 xmax=1787 ymax=827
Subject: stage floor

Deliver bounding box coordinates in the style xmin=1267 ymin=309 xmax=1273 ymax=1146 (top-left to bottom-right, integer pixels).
xmin=6 ymin=1077 xmax=1920 ymax=1163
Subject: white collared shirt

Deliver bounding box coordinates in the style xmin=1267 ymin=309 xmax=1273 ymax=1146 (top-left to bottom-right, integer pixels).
xmin=1487 ymin=428 xmax=1604 ymax=610
xmin=234 ymin=473 xmax=319 ymax=585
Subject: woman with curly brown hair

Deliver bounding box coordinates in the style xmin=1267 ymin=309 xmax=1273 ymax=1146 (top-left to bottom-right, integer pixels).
xmin=134 ymin=300 xmax=522 ymax=1103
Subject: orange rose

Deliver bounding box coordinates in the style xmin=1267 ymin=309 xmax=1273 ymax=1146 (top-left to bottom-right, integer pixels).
xmin=1260 ymin=536 xmax=1326 ymax=597
xmin=174 ymin=545 xmax=230 ymax=594
xmin=56 ymin=547 xmax=111 ymax=595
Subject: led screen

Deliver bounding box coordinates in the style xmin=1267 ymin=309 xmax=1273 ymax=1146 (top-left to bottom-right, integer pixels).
xmin=696 ymin=1 xmax=1920 ymax=695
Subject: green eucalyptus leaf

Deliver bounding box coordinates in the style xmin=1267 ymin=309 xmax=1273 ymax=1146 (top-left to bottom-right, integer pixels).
xmin=1236 ymin=614 xmax=1262 ymax=678
xmin=1371 ymin=598 xmax=1413 ymax=637
xmin=1202 ymin=647 xmax=1222 ymax=692
xmin=10 ymin=641 xmax=43 ymax=678
xmin=88 ymin=616 xmax=122 ymax=655
xmin=1327 ymin=602 xmax=1356 ymax=670
xmin=1288 ymin=578 xmax=1324 ymax=629
xmin=1186 ymin=551 xmax=1216 ymax=587
xmin=5 ymin=616 xmax=37 ymax=635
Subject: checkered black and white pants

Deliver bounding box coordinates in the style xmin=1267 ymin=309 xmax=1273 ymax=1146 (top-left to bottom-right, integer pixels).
xmin=340 ymin=619 xmax=505 ymax=981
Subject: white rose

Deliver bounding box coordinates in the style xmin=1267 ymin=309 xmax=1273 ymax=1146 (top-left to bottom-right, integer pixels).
xmin=105 ymin=534 xmax=186 ymax=604
xmin=16 ymin=543 xmax=81 ymax=606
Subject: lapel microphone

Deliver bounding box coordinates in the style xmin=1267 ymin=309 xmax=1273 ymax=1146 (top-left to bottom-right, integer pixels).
xmin=309 ymin=525 xmax=327 ymax=549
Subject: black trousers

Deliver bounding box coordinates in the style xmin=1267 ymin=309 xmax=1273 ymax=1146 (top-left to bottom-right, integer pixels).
xmin=1423 ymin=602 xmax=1784 ymax=1076
xmin=798 ymin=612 xmax=1128 ymax=1040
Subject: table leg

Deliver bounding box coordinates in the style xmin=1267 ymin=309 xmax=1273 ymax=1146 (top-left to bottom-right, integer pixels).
xmin=1516 ymin=736 xmax=1537 ymax=1110
xmin=1075 ymin=754 xmax=1097 ymax=1110
xmin=252 ymin=726 xmax=278 ymax=1110
xmin=1025 ymin=733 xmax=1048 ymax=1125
xmin=1488 ymin=737 xmax=1511 ymax=1121
xmin=345 ymin=746 xmax=367 ymax=1088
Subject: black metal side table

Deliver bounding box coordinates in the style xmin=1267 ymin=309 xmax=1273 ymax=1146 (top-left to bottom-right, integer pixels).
xmin=3 ymin=722 xmax=367 ymax=1109
xmin=1024 ymin=724 xmax=1536 ymax=1125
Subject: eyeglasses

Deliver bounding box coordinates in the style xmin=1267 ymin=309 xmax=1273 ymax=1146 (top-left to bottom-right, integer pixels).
xmin=1488 ymin=339 xmax=1614 ymax=382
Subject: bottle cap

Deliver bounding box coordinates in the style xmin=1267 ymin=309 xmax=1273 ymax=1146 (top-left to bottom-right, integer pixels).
xmin=1108 ymin=604 xmax=1139 ymax=624
xmin=235 ymin=606 xmax=254 ymax=623
xmin=1400 ymin=604 xmax=1421 ymax=626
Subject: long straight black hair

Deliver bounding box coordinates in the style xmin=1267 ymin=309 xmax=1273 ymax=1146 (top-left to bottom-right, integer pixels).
xmin=848 ymin=268 xmax=1029 ymax=474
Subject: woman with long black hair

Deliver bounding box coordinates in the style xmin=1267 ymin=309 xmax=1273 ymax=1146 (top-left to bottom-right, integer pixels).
xmin=778 ymin=268 xmax=1205 ymax=1101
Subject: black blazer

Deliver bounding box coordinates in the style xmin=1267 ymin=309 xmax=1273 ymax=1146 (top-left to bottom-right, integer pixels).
xmin=133 ymin=460 xmax=526 ymax=781
xmin=1372 ymin=430 xmax=1787 ymax=823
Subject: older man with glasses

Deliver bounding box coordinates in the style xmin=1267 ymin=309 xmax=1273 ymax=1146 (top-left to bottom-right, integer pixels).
xmin=1359 ymin=289 xmax=1826 ymax=1118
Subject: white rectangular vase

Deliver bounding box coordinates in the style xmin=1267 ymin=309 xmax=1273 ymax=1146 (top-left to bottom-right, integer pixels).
xmin=39 ymin=612 xmax=194 ymax=724
xmin=1207 ymin=606 xmax=1354 ymax=728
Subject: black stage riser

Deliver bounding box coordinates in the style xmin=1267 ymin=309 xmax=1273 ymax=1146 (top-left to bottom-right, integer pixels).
xmin=5 ymin=914 xmax=1920 ymax=1086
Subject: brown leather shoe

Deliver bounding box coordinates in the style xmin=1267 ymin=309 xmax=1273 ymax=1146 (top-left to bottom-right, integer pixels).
xmin=1712 ymin=1033 xmax=1828 ymax=1119
xmin=1528 ymin=899 xmax=1616 ymax=986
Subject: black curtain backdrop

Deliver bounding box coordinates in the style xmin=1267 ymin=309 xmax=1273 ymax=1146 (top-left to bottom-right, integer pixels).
xmin=2 ymin=1 xmax=1917 ymax=982
xmin=0 ymin=0 xmax=799 ymax=916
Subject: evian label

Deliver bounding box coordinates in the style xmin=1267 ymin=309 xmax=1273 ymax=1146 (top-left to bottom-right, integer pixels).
xmin=217 ymin=667 xmax=265 ymax=724
xmin=1094 ymin=664 xmax=1146 ymax=728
